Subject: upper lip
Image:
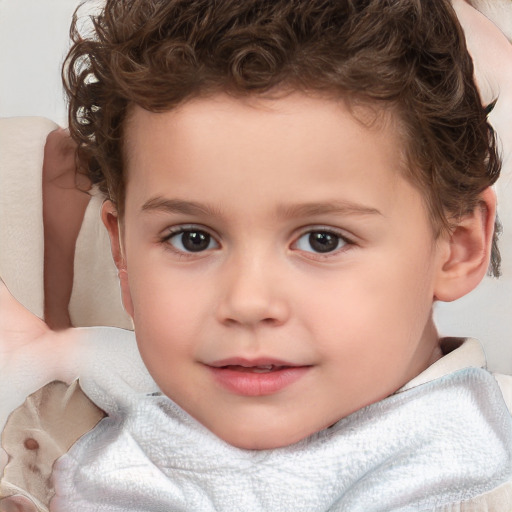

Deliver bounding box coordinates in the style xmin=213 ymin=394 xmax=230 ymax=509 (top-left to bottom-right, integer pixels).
xmin=207 ymin=357 xmax=304 ymax=368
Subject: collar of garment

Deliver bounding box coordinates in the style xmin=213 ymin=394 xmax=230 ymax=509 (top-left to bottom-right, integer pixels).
xmin=398 ymin=337 xmax=486 ymax=392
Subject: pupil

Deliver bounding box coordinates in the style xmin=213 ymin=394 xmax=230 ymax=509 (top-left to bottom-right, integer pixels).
xmin=309 ymin=232 xmax=338 ymax=253
xmin=182 ymin=231 xmax=210 ymax=252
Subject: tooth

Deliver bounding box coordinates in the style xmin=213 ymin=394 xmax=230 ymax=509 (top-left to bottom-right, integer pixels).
xmin=252 ymin=365 xmax=273 ymax=373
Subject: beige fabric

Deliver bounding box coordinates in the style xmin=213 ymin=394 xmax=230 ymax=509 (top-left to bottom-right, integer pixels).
xmin=400 ymin=337 xmax=512 ymax=414
xmin=437 ymin=480 xmax=512 ymax=512
xmin=69 ymin=189 xmax=132 ymax=329
xmin=0 ymin=117 xmax=57 ymax=319
xmin=399 ymin=338 xmax=486 ymax=392
xmin=0 ymin=381 xmax=105 ymax=512
xmin=0 ymin=117 xmax=131 ymax=329
xmin=468 ymin=0 xmax=512 ymax=42
xmin=496 ymin=374 xmax=512 ymax=414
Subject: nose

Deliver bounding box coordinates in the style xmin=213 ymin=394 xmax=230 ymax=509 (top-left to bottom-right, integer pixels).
xmin=216 ymin=253 xmax=290 ymax=328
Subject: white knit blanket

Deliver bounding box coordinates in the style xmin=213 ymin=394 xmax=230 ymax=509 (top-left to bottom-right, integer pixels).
xmin=51 ymin=367 xmax=512 ymax=511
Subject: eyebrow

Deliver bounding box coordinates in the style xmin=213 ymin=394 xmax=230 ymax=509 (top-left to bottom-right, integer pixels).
xmin=141 ymin=197 xmax=224 ymax=217
xmin=141 ymin=197 xmax=382 ymax=219
xmin=276 ymin=201 xmax=382 ymax=219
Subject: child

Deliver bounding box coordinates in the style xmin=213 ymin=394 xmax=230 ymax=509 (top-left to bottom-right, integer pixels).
xmin=2 ymin=0 xmax=512 ymax=510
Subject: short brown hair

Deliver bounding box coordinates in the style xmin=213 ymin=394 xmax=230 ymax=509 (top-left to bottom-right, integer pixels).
xmin=64 ymin=0 xmax=501 ymax=275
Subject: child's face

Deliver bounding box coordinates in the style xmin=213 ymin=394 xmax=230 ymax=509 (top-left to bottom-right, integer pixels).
xmin=115 ymin=92 xmax=448 ymax=449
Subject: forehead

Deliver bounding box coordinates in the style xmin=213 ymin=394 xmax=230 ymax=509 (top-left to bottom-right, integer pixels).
xmin=122 ymin=92 xmax=420 ymax=220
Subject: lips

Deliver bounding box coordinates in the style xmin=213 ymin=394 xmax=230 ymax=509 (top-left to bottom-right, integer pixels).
xmin=217 ymin=364 xmax=284 ymax=374
xmin=206 ymin=358 xmax=310 ymax=396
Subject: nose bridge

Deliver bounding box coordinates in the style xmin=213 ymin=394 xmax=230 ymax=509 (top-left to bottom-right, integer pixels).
xmin=217 ymin=244 xmax=289 ymax=327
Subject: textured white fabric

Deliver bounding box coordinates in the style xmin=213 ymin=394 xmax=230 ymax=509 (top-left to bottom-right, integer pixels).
xmin=51 ymin=347 xmax=512 ymax=511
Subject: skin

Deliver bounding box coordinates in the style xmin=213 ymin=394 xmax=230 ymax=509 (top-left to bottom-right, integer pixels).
xmin=42 ymin=128 xmax=90 ymax=330
xmin=103 ymin=92 xmax=495 ymax=450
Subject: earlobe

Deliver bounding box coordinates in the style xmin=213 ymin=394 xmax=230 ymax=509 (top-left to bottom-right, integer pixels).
xmin=434 ymin=187 xmax=496 ymax=302
xmin=101 ymin=201 xmax=134 ymax=318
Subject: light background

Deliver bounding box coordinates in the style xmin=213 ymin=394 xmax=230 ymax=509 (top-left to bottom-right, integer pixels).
xmin=1 ymin=0 xmax=511 ymax=373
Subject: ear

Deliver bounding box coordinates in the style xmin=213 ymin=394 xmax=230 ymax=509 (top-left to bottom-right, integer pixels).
xmin=101 ymin=200 xmax=134 ymax=318
xmin=434 ymin=187 xmax=496 ymax=302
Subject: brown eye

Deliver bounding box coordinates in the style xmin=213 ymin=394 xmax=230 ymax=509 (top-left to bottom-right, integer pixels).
xmin=309 ymin=232 xmax=340 ymax=252
xmin=295 ymin=230 xmax=347 ymax=254
xmin=181 ymin=231 xmax=210 ymax=252
xmin=167 ymin=229 xmax=218 ymax=253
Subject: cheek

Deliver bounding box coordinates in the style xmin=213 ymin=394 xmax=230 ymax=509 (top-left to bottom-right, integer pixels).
xmin=128 ymin=266 xmax=215 ymax=354
xmin=128 ymin=254 xmax=207 ymax=312
xmin=308 ymin=249 xmax=435 ymax=352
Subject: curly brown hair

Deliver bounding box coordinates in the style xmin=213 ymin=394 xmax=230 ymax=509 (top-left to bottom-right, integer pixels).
xmin=63 ymin=0 xmax=501 ymax=275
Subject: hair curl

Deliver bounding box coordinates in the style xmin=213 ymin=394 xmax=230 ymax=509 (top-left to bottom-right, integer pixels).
xmin=64 ymin=0 xmax=502 ymax=275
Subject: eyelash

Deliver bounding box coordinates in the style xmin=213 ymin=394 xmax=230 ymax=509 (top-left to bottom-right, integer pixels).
xmin=159 ymin=225 xmax=355 ymax=259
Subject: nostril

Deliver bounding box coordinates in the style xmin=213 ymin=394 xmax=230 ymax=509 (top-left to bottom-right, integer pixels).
xmin=23 ymin=438 xmax=39 ymax=451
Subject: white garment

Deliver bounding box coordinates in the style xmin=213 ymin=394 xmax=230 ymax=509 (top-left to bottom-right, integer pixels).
xmin=51 ymin=339 xmax=512 ymax=512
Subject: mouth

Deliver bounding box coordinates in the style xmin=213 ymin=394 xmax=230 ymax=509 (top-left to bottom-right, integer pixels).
xmin=206 ymin=358 xmax=311 ymax=396
xmin=216 ymin=364 xmax=288 ymax=374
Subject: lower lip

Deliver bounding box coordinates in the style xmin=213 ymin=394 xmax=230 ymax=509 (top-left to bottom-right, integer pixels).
xmin=207 ymin=366 xmax=310 ymax=396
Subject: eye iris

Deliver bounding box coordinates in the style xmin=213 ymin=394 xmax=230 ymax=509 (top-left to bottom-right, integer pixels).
xmin=182 ymin=231 xmax=210 ymax=252
xmin=309 ymin=232 xmax=338 ymax=253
